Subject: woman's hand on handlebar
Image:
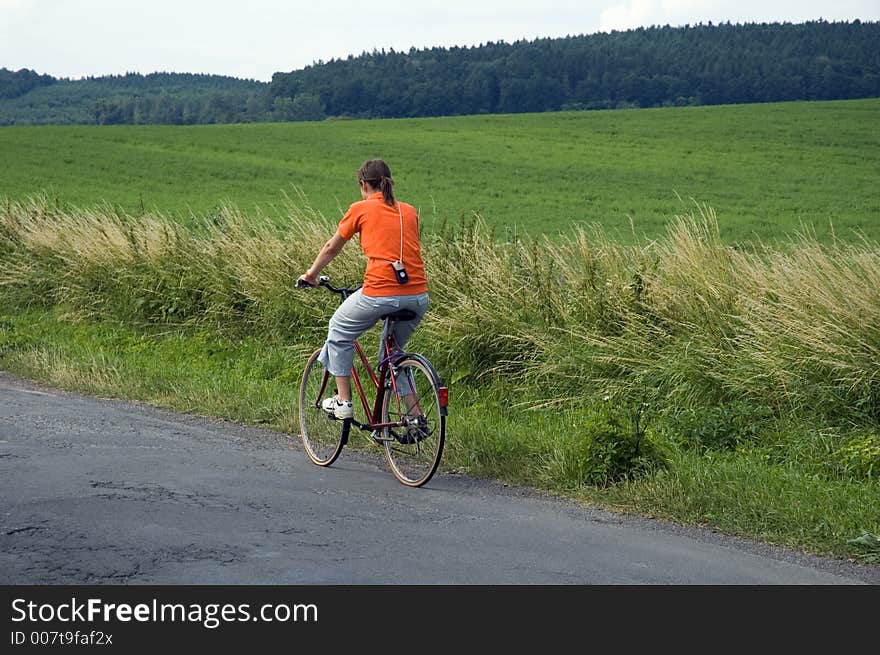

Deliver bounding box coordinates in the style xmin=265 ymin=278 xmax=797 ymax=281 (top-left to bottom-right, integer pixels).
xmin=296 ymin=271 xmax=318 ymax=289
xmin=295 ymin=274 xmax=359 ymax=297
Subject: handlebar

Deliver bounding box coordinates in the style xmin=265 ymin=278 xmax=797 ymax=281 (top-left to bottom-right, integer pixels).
xmin=297 ymin=274 xmax=361 ymax=298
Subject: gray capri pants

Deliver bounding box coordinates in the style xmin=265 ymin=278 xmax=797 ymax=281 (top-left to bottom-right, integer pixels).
xmin=318 ymin=288 xmax=429 ymax=378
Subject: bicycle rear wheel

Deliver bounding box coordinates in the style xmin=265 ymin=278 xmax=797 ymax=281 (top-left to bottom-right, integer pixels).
xmin=299 ymin=348 xmax=347 ymax=466
xmin=381 ymin=355 xmax=446 ymax=487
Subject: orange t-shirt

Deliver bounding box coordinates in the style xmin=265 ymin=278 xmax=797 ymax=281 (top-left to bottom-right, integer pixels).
xmin=337 ymin=192 xmax=428 ymax=297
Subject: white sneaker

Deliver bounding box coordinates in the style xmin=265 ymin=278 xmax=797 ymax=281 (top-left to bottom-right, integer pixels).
xmin=321 ymin=395 xmax=353 ymax=419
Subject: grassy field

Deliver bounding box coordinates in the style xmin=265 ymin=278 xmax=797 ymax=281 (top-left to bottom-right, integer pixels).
xmin=1 ymin=98 xmax=878 ymax=243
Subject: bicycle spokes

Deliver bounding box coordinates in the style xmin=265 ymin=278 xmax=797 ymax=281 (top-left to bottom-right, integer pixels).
xmin=299 ymin=350 xmax=346 ymax=467
xmin=382 ymin=356 xmax=446 ymax=487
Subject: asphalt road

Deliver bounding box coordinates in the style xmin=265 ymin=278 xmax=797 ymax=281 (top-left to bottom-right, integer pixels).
xmin=1 ymin=372 xmax=877 ymax=584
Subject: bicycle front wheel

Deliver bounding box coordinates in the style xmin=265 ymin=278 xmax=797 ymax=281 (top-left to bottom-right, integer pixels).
xmin=381 ymin=355 xmax=446 ymax=487
xmin=299 ymin=348 xmax=346 ymax=466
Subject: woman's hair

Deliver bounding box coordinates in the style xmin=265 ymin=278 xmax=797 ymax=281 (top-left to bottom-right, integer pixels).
xmin=358 ymin=159 xmax=395 ymax=206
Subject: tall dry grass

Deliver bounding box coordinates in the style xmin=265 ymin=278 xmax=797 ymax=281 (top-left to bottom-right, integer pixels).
xmin=2 ymin=196 xmax=879 ymax=425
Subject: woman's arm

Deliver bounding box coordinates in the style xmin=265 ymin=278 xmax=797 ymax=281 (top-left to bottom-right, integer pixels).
xmin=298 ymin=232 xmax=348 ymax=286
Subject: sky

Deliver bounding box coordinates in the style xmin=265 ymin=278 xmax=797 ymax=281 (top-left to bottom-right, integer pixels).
xmin=2 ymin=0 xmax=878 ymax=82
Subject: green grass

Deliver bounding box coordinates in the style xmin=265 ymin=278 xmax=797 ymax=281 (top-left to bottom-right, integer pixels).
xmin=1 ymin=98 xmax=878 ymax=243
xmin=0 ymin=308 xmax=305 ymax=428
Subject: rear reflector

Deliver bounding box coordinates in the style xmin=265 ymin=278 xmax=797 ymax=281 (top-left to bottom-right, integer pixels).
xmin=438 ymin=387 xmax=449 ymax=407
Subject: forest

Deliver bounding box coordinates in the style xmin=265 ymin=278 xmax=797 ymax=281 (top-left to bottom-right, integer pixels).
xmin=1 ymin=20 xmax=877 ymax=125
xmin=0 ymin=71 xmax=268 ymax=125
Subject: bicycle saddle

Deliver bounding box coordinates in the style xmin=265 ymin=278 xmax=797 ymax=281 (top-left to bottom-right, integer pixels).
xmin=381 ymin=309 xmax=417 ymax=321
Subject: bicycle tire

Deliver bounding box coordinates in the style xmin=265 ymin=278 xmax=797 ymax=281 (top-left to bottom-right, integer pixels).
xmin=381 ymin=355 xmax=446 ymax=487
xmin=299 ymin=348 xmax=347 ymax=466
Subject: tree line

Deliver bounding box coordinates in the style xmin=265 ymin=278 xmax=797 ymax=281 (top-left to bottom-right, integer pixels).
xmin=0 ymin=71 xmax=270 ymax=125
xmin=1 ymin=20 xmax=877 ymax=126
xmin=269 ymin=20 xmax=879 ymax=118
xmin=0 ymin=67 xmax=56 ymax=100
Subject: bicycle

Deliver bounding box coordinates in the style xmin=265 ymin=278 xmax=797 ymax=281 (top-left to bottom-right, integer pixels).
xmin=297 ymin=276 xmax=448 ymax=487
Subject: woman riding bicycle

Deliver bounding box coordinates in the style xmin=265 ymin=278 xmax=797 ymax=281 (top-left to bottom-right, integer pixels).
xmin=297 ymin=159 xmax=429 ymax=420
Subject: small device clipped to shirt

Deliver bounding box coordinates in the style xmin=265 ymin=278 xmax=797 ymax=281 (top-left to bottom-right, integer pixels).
xmin=391 ymin=259 xmax=409 ymax=284
xmin=390 ymin=202 xmax=409 ymax=284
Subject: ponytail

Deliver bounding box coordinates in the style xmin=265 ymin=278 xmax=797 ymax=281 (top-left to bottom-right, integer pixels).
xmin=378 ymin=175 xmax=395 ymax=206
xmin=358 ymin=159 xmax=396 ymax=206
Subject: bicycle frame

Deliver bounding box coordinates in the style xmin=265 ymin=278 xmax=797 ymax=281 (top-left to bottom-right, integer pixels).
xmin=349 ymin=332 xmax=405 ymax=431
